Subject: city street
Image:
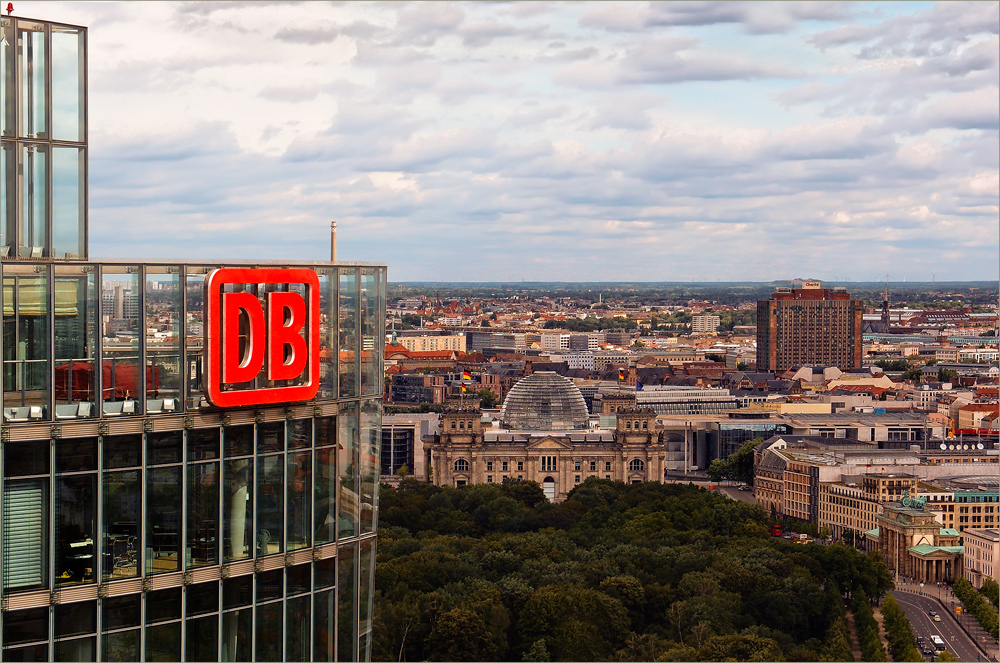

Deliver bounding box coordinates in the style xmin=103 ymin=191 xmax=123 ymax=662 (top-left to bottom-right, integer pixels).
xmin=716 ymin=484 xmax=757 ymax=504
xmin=892 ymin=589 xmax=995 ymax=662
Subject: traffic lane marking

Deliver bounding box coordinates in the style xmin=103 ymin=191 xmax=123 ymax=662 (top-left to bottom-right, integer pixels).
xmin=894 ymin=592 xmax=980 ymax=661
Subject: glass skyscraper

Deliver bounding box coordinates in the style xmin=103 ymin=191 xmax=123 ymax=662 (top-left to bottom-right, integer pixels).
xmin=0 ymin=14 xmax=384 ymax=662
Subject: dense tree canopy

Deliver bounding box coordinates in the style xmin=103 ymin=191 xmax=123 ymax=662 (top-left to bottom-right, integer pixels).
xmin=373 ymin=478 xmax=892 ymax=661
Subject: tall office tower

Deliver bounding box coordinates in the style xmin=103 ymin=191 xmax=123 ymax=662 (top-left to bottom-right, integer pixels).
xmin=756 ymin=281 xmax=862 ymax=373
xmin=0 ymin=14 xmax=384 ymax=662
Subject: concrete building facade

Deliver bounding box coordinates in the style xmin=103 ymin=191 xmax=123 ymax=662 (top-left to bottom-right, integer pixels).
xmin=756 ymin=283 xmax=863 ymax=373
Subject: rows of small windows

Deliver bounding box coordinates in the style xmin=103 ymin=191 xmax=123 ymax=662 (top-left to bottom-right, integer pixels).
xmin=0 ymin=539 xmax=375 ymax=662
xmin=1 ymin=409 xmax=380 ymax=594
xmin=455 ymin=458 xmax=634 ymax=474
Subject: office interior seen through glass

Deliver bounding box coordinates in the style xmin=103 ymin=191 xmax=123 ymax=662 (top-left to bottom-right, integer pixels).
xmin=1 ymin=14 xmax=386 ymax=663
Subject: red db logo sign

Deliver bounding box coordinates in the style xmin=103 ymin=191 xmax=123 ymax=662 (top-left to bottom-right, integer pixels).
xmin=205 ymin=268 xmax=320 ymax=407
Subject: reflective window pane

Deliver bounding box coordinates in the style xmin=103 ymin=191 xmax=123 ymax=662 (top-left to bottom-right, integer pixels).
xmin=55 ymin=436 xmax=96 ymax=473
xmin=3 ymin=440 xmax=48 ymax=476
xmin=186 ymin=614 xmax=218 ymax=662
xmin=19 ymin=144 xmax=47 ymax=257
xmin=101 ymin=630 xmax=139 ymax=663
xmin=287 ymin=451 xmax=310 ymax=551
xmin=3 ymin=607 xmax=48 ymax=645
xmin=224 ymin=425 xmax=253 ymax=457
xmin=187 ymin=462 xmax=219 ymax=567
xmin=338 ymin=401 xmax=359 ymax=539
xmin=222 ymin=574 xmax=252 ymax=610
xmin=338 ymin=268 xmax=358 ymax=398
xmin=257 ymin=421 xmax=284 ymax=454
xmin=145 ymin=587 xmax=181 ymax=624
xmin=317 ymin=268 xmax=336 ymax=398
xmin=147 ymin=430 xmax=181 ymax=465
xmin=147 ymin=467 xmax=181 ymax=574
xmin=184 ymin=269 xmax=209 ymax=410
xmin=53 ymin=636 xmax=95 ymax=662
xmin=53 ymin=266 xmax=97 ymax=413
xmin=4 ymin=269 xmax=51 ymax=416
xmin=286 ymin=594 xmax=311 ymax=662
xmin=256 ymin=569 xmax=283 ymax=603
xmin=54 ymin=600 xmax=95 ymax=638
xmin=337 ymin=543 xmax=358 ymax=663
xmin=1 ymin=143 xmax=15 ymax=255
xmin=51 ymin=146 xmax=84 ymax=259
xmin=360 ymin=268 xmax=379 ymax=396
xmin=221 ymin=608 xmax=252 ymax=663
xmin=315 ymin=444 xmax=336 ymax=545
xmin=188 ymin=428 xmax=220 ymax=461
xmin=51 ymin=27 xmax=84 ymax=142
xmin=360 ymin=400 xmax=380 ymax=535
xmin=55 ymin=474 xmax=96 ymax=586
xmin=257 ymin=455 xmax=284 ymax=556
xmin=255 ymin=601 xmax=283 ymax=663
xmin=145 ymin=266 xmax=182 ymax=410
xmin=101 ymin=594 xmax=139 ymax=630
xmin=223 ymin=458 xmax=253 ymax=562
xmin=145 ymin=622 xmax=180 ymax=663
xmin=101 ymin=268 xmax=141 ymax=413
xmin=102 ymin=470 xmax=140 ymax=581
xmin=103 ymin=434 xmax=140 ymax=470
xmin=313 ymin=588 xmax=336 ymax=662
xmin=17 ymin=23 xmax=46 ymax=139
xmin=359 ymin=538 xmax=374 ymax=653
xmin=287 ymin=418 xmax=311 ymax=449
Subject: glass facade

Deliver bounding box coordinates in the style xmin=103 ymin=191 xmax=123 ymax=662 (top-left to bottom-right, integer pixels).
xmin=0 ymin=14 xmax=384 ymax=663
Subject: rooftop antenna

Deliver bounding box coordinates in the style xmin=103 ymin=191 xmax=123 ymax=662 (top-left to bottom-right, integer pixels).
xmin=881 ymin=275 xmax=890 ymax=329
xmin=330 ymin=220 xmax=337 ymax=263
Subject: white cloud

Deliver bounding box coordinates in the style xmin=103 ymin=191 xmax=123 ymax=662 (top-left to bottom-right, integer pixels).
xmin=19 ymin=0 xmax=994 ymax=281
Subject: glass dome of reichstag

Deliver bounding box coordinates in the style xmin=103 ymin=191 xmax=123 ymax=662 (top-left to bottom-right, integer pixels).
xmin=498 ymin=371 xmax=589 ymax=430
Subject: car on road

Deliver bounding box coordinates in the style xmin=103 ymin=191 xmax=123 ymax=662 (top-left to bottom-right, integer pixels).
xmin=928 ymin=610 xmax=936 ymax=617
xmin=932 ymin=614 xmax=941 ymax=621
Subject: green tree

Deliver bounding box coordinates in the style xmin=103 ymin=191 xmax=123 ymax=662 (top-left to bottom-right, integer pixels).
xmin=521 ymin=638 xmax=550 ymax=662
xmin=394 ymin=464 xmax=409 ymax=477
xmin=737 ymin=361 xmax=750 ymax=371
xmin=478 ymin=388 xmax=499 ymax=409
xmin=934 ymin=651 xmax=957 ymax=662
xmin=517 ymin=584 xmax=629 ymax=661
xmin=939 ymin=368 xmax=958 ymax=382
xmin=707 ymin=458 xmax=731 ymax=483
xmin=425 ymin=607 xmax=501 ymax=661
xmin=980 ymin=577 xmax=999 ymax=608
xmin=699 ymin=633 xmax=785 ymax=662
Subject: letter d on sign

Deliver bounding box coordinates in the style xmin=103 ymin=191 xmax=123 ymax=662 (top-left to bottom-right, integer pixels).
xmin=222 ymin=292 xmax=265 ymax=384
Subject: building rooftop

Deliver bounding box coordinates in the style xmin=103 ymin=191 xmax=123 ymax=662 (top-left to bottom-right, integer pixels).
xmin=498 ymin=371 xmax=589 ymax=431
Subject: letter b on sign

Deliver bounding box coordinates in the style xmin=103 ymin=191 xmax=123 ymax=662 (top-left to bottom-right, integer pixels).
xmin=206 ymin=268 xmax=320 ymax=407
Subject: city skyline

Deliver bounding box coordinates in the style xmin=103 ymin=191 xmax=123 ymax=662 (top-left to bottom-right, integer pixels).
xmin=25 ymin=1 xmax=1000 ymax=281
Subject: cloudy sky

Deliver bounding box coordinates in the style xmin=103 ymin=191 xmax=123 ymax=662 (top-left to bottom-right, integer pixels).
xmin=28 ymin=1 xmax=1000 ymax=281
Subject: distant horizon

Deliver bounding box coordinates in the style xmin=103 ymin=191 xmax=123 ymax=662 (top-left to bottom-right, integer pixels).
xmin=388 ymin=279 xmax=998 ymax=286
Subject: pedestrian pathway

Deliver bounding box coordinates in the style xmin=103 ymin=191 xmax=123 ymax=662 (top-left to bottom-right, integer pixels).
xmin=845 ymin=603 xmax=864 ymax=662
